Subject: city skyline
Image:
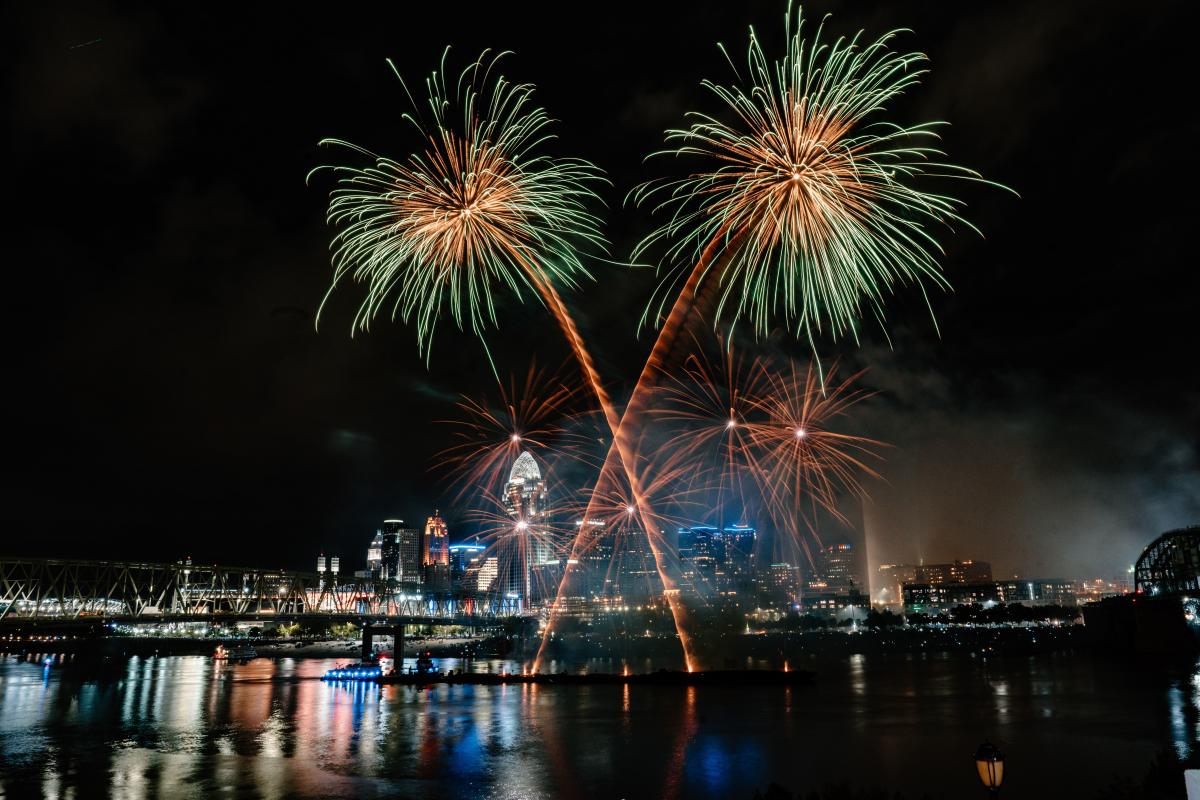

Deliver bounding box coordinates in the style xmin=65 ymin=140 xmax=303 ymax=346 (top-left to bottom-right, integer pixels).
xmin=4 ymin=4 xmax=1198 ymax=798
xmin=7 ymin=1 xmax=1197 ymax=584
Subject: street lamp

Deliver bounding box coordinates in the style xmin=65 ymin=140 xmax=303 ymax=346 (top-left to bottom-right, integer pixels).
xmin=974 ymin=740 xmax=1005 ymax=796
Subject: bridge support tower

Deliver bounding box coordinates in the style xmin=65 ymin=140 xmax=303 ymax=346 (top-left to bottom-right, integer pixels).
xmin=361 ymin=623 xmax=404 ymax=664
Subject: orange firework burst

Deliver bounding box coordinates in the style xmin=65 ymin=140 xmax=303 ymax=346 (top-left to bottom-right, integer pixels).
xmin=466 ymin=486 xmax=573 ymax=608
xmin=649 ymin=336 xmax=773 ymax=528
xmin=435 ymin=361 xmax=600 ymax=503
xmin=744 ymin=360 xmax=885 ymax=562
xmin=650 ymin=338 xmax=885 ymax=571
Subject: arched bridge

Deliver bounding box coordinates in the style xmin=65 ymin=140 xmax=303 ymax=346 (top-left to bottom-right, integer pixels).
xmin=0 ymin=557 xmax=530 ymax=626
xmin=1134 ymin=526 xmax=1200 ymax=596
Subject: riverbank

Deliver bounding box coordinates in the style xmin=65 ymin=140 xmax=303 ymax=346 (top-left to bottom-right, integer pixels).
xmin=367 ymin=668 xmax=817 ymax=687
xmin=0 ymin=634 xmax=499 ymax=660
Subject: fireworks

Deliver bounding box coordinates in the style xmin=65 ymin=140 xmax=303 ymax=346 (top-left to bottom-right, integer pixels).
xmin=632 ymin=4 xmax=1006 ymax=351
xmin=744 ymin=359 xmax=884 ymax=564
xmin=307 ymin=8 xmax=1007 ymax=673
xmin=435 ymin=361 xmax=600 ymax=502
xmin=651 ymin=337 xmax=885 ymax=569
xmin=466 ymin=488 xmax=570 ymax=608
xmin=650 ymin=336 xmax=773 ymax=527
xmin=311 ymin=50 xmax=607 ymax=364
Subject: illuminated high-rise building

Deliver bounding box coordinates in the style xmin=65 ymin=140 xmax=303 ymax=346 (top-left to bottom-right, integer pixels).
xmin=722 ymin=524 xmax=757 ymax=595
xmin=677 ymin=526 xmax=724 ymax=595
xmin=423 ymin=511 xmax=450 ymax=566
xmin=463 ymin=554 xmax=499 ymax=593
xmin=615 ymin=525 xmax=656 ymax=600
xmin=811 ymin=543 xmax=859 ymax=591
xmin=366 ymin=530 xmax=384 ymax=577
xmin=764 ymin=563 xmax=800 ymax=608
xmin=378 ymin=519 xmax=422 ymax=585
xmin=449 ymin=543 xmax=486 ymax=577
xmin=505 ymin=452 xmax=548 ymax=526
xmin=422 ymin=512 xmax=451 ymax=591
xmin=397 ymin=527 xmax=422 ymax=586
xmin=575 ymin=518 xmax=612 ymax=597
xmin=500 ymin=451 xmax=552 ymax=603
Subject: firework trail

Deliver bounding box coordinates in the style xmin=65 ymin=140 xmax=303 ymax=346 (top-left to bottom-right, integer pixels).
xmin=541 ymin=4 xmax=1004 ymax=667
xmin=310 ymin=52 xmax=687 ymax=663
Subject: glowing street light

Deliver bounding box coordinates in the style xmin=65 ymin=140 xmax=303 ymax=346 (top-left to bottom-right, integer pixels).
xmin=974 ymin=741 xmax=1005 ymax=796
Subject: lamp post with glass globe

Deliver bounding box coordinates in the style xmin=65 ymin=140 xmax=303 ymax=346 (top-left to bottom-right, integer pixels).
xmin=974 ymin=741 xmax=1005 ymax=796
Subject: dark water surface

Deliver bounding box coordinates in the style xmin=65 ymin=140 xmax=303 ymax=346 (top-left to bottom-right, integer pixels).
xmin=0 ymin=651 xmax=1196 ymax=799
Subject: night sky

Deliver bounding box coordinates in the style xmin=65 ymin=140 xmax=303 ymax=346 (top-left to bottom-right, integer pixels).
xmin=7 ymin=2 xmax=1197 ymax=579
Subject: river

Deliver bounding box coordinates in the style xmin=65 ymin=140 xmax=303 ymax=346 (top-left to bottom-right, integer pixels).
xmin=0 ymin=650 xmax=1196 ymax=798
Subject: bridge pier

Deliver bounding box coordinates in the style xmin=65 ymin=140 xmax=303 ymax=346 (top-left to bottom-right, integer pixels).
xmin=361 ymin=623 xmax=404 ymax=664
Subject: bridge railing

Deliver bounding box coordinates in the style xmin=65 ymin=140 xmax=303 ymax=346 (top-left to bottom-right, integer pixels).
xmin=0 ymin=557 xmax=528 ymax=622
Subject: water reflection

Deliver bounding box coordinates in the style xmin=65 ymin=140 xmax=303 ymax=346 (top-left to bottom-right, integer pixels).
xmin=0 ymin=653 xmax=1196 ymax=799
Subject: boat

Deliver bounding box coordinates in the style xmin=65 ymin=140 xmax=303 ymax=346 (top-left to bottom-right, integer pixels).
xmin=213 ymin=644 xmax=257 ymax=661
xmin=322 ymin=662 xmax=385 ymax=681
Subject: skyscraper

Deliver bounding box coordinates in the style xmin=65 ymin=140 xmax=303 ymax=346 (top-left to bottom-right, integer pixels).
xmin=397 ymin=526 xmax=422 ymax=586
xmin=501 ymin=451 xmax=552 ymax=603
xmin=677 ymin=526 xmax=724 ymax=595
xmin=424 ymin=511 xmax=449 ymax=566
xmin=575 ymin=518 xmax=612 ymax=597
xmin=449 ymin=542 xmax=486 ymax=586
xmin=378 ymin=519 xmax=422 ymax=585
xmin=505 ymin=452 xmax=548 ymax=528
xmin=764 ymin=563 xmax=800 ymax=608
xmin=811 ymin=543 xmax=860 ymax=591
xmin=722 ymin=524 xmax=757 ymax=595
xmin=366 ymin=530 xmax=384 ymax=577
